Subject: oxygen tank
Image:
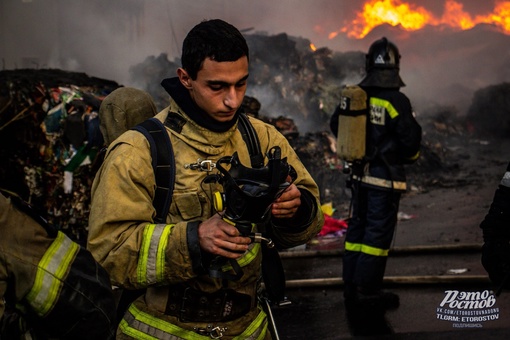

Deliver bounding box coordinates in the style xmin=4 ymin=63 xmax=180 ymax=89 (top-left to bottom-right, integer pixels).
xmin=336 ymin=85 xmax=368 ymax=162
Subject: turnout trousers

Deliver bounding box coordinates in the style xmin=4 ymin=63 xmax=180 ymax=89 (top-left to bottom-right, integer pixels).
xmin=343 ymin=180 xmax=401 ymax=293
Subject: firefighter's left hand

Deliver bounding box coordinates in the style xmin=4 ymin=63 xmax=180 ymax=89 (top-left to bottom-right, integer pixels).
xmin=271 ymin=184 xmax=301 ymax=219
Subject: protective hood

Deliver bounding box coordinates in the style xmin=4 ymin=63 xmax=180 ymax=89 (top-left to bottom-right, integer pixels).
xmin=359 ymin=68 xmax=405 ymax=88
xmin=161 ymin=77 xmax=239 ymax=133
xmin=99 ymin=87 xmax=157 ymax=145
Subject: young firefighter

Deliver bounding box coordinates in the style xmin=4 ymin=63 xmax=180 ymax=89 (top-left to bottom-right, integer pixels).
xmin=0 ymin=192 xmax=116 ymax=339
xmin=330 ymin=37 xmax=422 ymax=310
xmin=88 ymin=19 xmax=324 ymax=339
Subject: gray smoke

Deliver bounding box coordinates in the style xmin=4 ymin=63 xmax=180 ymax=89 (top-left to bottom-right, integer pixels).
xmin=1 ymin=0 xmax=507 ymax=117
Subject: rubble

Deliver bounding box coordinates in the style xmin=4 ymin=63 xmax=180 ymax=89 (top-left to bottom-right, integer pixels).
xmin=0 ymin=69 xmax=121 ymax=245
xmin=466 ymin=82 xmax=510 ymax=138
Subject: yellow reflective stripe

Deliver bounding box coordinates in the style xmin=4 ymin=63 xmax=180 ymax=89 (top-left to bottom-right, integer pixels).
xmin=138 ymin=224 xmax=174 ymax=285
xmin=121 ymin=304 xmax=267 ymax=340
xmin=26 ymin=231 xmax=79 ymax=316
xmin=238 ymin=309 xmax=268 ymax=340
xmin=157 ymin=225 xmax=172 ymax=282
xmin=408 ymin=150 xmax=420 ymax=161
xmin=353 ymin=174 xmax=407 ymax=190
xmin=361 ymin=244 xmax=389 ymax=256
xmin=221 ymin=243 xmax=261 ymax=272
xmin=370 ymin=97 xmax=399 ymax=119
xmin=345 ymin=241 xmax=388 ymax=256
xmin=345 ymin=241 xmax=361 ymax=252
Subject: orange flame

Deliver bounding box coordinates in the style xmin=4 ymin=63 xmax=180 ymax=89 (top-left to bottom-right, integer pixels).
xmin=335 ymin=0 xmax=510 ymax=39
xmin=310 ymin=43 xmax=317 ymax=51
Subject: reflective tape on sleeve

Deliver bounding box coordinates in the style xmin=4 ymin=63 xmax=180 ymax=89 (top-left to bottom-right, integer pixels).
xmin=138 ymin=224 xmax=173 ymax=285
xmin=25 ymin=231 xmax=80 ymax=316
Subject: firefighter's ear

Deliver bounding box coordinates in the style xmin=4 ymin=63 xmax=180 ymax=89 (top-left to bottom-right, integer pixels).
xmin=177 ymin=68 xmax=192 ymax=89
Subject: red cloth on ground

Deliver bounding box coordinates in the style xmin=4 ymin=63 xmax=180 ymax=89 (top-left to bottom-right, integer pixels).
xmin=318 ymin=215 xmax=348 ymax=236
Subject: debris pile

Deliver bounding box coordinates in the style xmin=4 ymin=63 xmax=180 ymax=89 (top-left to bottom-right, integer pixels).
xmin=129 ymin=32 xmax=366 ymax=133
xmin=466 ymin=82 xmax=510 ymax=138
xmin=0 ymin=69 xmax=120 ymax=245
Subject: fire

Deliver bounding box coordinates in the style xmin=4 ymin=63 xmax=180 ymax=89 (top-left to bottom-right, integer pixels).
xmin=310 ymin=43 xmax=317 ymax=51
xmin=335 ymin=0 xmax=510 ymax=39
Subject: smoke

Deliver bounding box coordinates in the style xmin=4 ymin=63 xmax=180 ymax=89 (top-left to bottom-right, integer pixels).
xmin=1 ymin=0 xmax=507 ymax=117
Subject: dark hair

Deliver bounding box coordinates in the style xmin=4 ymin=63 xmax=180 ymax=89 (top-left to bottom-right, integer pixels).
xmin=181 ymin=19 xmax=249 ymax=80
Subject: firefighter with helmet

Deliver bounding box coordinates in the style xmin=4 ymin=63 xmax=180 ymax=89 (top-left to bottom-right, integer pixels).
xmin=330 ymin=37 xmax=422 ymax=312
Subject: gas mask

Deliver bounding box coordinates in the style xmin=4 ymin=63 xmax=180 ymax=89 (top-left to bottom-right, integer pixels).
xmin=210 ymin=146 xmax=297 ymax=237
xmin=203 ymin=145 xmax=296 ymax=282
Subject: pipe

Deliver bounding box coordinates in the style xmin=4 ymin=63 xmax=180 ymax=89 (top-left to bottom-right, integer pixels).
xmin=279 ymin=243 xmax=482 ymax=258
xmin=284 ymin=275 xmax=490 ymax=288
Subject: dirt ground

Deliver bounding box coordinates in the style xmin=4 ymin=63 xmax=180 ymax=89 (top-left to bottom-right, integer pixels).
xmin=395 ymin=135 xmax=510 ymax=248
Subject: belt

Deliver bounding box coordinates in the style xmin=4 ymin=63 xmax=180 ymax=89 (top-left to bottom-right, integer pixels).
xmin=163 ymin=284 xmax=252 ymax=322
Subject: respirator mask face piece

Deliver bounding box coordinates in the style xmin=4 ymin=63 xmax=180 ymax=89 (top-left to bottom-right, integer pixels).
xmin=214 ymin=146 xmax=297 ymax=229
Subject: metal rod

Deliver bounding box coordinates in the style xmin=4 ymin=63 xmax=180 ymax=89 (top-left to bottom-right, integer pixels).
xmin=284 ymin=275 xmax=490 ymax=288
xmin=280 ymin=243 xmax=482 ymax=258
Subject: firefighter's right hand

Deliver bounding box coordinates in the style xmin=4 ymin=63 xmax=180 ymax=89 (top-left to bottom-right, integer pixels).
xmin=198 ymin=214 xmax=251 ymax=259
xmin=482 ymin=240 xmax=510 ymax=289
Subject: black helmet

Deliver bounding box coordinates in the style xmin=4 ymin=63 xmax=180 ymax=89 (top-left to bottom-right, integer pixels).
xmin=366 ymin=37 xmax=400 ymax=71
xmin=359 ymin=37 xmax=405 ymax=88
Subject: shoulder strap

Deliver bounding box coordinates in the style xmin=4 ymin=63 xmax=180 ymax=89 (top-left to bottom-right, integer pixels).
xmin=237 ymin=113 xmax=264 ymax=168
xmin=132 ymin=118 xmax=175 ymax=224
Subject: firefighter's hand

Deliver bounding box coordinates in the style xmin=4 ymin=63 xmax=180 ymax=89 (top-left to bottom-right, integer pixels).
xmin=482 ymin=240 xmax=510 ymax=289
xmin=271 ymin=183 xmax=301 ymax=219
xmin=198 ymin=214 xmax=251 ymax=259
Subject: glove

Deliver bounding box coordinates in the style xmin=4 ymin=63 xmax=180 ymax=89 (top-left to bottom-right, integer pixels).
xmin=481 ymin=240 xmax=510 ymax=289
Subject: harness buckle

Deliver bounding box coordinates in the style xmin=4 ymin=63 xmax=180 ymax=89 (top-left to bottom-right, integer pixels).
xmin=209 ymin=326 xmax=226 ymax=339
xmin=194 ymin=325 xmax=227 ymax=339
xmin=185 ymin=159 xmax=216 ymax=172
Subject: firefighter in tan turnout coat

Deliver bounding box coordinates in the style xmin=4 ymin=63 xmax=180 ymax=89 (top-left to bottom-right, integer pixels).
xmin=0 ymin=192 xmax=116 ymax=339
xmin=88 ymin=19 xmax=323 ymax=339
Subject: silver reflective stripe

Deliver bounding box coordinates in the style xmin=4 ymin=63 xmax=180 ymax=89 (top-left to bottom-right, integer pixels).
xmin=26 ymin=231 xmax=79 ymax=316
xmin=138 ymin=224 xmax=172 ymax=285
xmin=122 ymin=310 xmax=182 ymax=339
xmin=353 ymin=174 xmax=406 ymax=191
xmin=501 ymin=171 xmax=510 ymax=188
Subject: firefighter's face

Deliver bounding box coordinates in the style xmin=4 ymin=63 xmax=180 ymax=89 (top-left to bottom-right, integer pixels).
xmin=178 ymin=57 xmax=249 ymax=123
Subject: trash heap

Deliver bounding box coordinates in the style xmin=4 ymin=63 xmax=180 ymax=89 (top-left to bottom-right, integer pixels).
xmin=0 ymin=69 xmax=120 ymax=245
xmin=130 ymin=32 xmax=366 ymax=134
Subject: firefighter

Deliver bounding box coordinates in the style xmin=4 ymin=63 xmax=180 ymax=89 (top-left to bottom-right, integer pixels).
xmin=480 ymin=161 xmax=510 ymax=293
xmin=91 ymin=86 xmax=158 ymax=173
xmin=88 ymin=19 xmax=324 ymax=339
xmin=0 ymin=192 xmax=116 ymax=339
xmin=98 ymin=86 xmax=157 ymax=146
xmin=330 ymin=37 xmax=422 ymax=310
